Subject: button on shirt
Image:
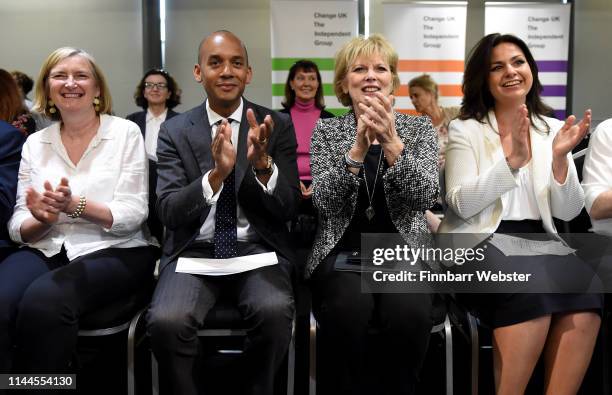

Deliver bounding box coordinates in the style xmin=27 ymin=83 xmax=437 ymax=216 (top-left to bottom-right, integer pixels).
xmin=197 ymin=98 xmax=279 ymax=242
xmin=8 ymin=115 xmax=151 ymax=260
xmin=144 ymin=108 xmax=167 ymax=162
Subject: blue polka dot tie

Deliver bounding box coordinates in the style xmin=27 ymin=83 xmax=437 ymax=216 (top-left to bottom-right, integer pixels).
xmin=214 ymin=119 xmax=238 ymax=258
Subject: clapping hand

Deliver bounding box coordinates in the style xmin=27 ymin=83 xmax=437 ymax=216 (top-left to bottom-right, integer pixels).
xmin=211 ymin=119 xmax=236 ymax=180
xmin=246 ymin=109 xmax=273 ymax=168
xmin=506 ymin=104 xmax=531 ymax=170
xmin=553 ymin=109 xmax=591 ymax=160
xmin=357 ymin=92 xmax=398 ymax=145
xmin=26 ymin=181 xmax=59 ymax=224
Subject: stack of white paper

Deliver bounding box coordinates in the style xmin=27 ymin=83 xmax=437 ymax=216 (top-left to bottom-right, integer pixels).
xmin=175 ymin=252 xmax=278 ymax=276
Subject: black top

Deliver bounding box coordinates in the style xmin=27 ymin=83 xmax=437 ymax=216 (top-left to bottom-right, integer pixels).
xmin=337 ymin=144 xmax=398 ymax=250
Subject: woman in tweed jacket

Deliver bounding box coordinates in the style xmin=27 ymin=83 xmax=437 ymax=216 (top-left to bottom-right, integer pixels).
xmin=307 ymin=34 xmax=438 ymax=394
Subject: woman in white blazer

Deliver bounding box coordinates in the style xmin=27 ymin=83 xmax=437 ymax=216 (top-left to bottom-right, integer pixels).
xmin=439 ymin=33 xmax=600 ymax=394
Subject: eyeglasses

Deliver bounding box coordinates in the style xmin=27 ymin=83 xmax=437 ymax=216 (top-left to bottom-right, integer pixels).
xmin=144 ymin=82 xmax=168 ymax=90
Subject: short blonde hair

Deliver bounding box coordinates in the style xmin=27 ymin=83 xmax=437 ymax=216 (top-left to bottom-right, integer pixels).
xmin=333 ymin=34 xmax=400 ymax=107
xmin=33 ymin=47 xmax=112 ymax=121
xmin=408 ymin=74 xmax=439 ymax=100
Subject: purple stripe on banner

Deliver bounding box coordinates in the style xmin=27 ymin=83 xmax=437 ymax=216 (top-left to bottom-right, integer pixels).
xmin=553 ymin=110 xmax=566 ymax=120
xmin=541 ymin=85 xmax=566 ymax=97
xmin=536 ymin=60 xmax=568 ymax=72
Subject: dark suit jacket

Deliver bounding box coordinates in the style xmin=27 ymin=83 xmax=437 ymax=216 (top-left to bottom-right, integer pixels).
xmin=0 ymin=121 xmax=27 ymax=248
xmin=155 ymin=99 xmax=300 ymax=272
xmin=126 ymin=109 xmax=179 ymax=243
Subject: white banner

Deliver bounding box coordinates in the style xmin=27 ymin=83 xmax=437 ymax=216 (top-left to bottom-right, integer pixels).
xmin=485 ymin=3 xmax=571 ymax=119
xmin=383 ymin=2 xmax=467 ymax=114
xmin=270 ymin=0 xmax=358 ymax=114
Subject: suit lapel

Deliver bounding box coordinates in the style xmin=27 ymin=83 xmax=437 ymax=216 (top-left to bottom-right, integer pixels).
xmin=235 ymin=100 xmax=251 ymax=194
xmin=185 ymin=104 xmax=214 ymax=175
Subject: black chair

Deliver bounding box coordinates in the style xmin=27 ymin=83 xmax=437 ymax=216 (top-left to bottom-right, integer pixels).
xmin=78 ymin=279 xmax=154 ymax=395
xmin=308 ymin=295 xmax=478 ymax=395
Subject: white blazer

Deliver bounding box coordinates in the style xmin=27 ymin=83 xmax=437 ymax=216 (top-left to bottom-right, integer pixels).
xmin=438 ymin=110 xmax=584 ymax=245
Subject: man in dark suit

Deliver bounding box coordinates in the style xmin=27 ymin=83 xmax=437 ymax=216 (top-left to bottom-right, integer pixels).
xmin=146 ymin=30 xmax=300 ymax=395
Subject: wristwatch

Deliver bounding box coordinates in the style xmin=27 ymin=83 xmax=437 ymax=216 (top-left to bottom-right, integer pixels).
xmin=253 ymin=155 xmax=274 ymax=176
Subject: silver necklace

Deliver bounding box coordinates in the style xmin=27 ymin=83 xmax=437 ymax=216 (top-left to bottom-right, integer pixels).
xmin=363 ymin=149 xmax=383 ymax=221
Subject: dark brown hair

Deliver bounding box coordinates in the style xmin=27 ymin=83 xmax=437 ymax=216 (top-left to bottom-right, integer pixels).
xmin=460 ymin=33 xmax=553 ymax=131
xmin=282 ymin=60 xmax=326 ymax=110
xmin=0 ymin=69 xmax=26 ymax=122
xmin=134 ymin=68 xmax=181 ymax=110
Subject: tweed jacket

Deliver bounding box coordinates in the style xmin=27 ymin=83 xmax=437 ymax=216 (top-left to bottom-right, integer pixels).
xmin=305 ymin=111 xmax=439 ymax=278
xmin=438 ymin=111 xmax=584 ymax=246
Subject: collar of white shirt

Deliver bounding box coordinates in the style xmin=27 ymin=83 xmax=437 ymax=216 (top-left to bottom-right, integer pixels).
xmin=146 ymin=107 xmax=168 ymax=123
xmin=39 ymin=114 xmax=114 ymax=147
xmin=206 ymin=98 xmax=243 ymax=129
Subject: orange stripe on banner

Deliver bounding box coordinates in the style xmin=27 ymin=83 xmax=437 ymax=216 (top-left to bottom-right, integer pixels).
xmin=394 ymin=84 xmax=463 ymax=97
xmin=398 ymin=60 xmax=464 ymax=72
xmin=397 ymin=109 xmax=420 ymax=116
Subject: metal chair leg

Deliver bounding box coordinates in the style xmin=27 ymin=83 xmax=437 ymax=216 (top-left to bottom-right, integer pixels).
xmin=309 ymin=312 xmax=317 ymax=395
xmin=467 ymin=312 xmax=479 ymax=395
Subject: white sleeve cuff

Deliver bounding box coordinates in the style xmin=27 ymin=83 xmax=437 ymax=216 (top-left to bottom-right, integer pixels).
xmin=254 ymin=164 xmax=279 ymax=194
xmin=202 ymin=169 xmax=222 ymax=205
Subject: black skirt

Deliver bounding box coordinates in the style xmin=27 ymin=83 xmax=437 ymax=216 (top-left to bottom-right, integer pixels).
xmin=458 ymin=220 xmax=603 ymax=328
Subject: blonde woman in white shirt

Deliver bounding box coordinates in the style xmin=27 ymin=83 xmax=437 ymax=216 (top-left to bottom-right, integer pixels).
xmin=0 ymin=47 xmax=156 ymax=374
xmin=439 ymin=34 xmax=600 ymax=394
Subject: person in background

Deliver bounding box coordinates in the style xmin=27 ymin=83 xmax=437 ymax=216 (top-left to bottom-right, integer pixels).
xmin=307 ymin=34 xmax=438 ymax=395
xmin=11 ymin=70 xmax=51 ymax=132
xmin=126 ymin=68 xmax=181 ymax=242
xmin=0 ymin=69 xmax=29 ymax=264
xmin=409 ymin=74 xmax=460 ymax=232
xmin=281 ymin=60 xmax=334 ymax=202
xmin=0 ymin=47 xmax=156 ymax=376
xmin=439 ymin=33 xmax=600 ymax=394
xmin=11 ymin=70 xmax=34 ymax=110
xmin=408 ymin=73 xmax=459 ymax=171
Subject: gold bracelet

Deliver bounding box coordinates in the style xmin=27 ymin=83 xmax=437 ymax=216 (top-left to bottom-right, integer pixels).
xmin=68 ymin=195 xmax=87 ymax=218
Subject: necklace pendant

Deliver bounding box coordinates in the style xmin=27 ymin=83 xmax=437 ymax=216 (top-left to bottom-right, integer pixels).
xmin=365 ymin=205 xmax=375 ymax=221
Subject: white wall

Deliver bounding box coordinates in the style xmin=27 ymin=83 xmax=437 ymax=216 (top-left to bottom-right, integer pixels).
xmin=164 ymin=0 xmax=271 ymax=112
xmin=0 ymin=0 xmax=143 ymax=117
xmin=573 ymin=0 xmax=612 ymax=123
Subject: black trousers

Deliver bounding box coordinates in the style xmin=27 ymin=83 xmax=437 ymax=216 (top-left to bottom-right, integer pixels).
xmin=146 ymin=243 xmax=295 ymax=395
xmin=310 ymin=254 xmax=433 ymax=395
xmin=0 ymin=246 xmax=155 ymax=376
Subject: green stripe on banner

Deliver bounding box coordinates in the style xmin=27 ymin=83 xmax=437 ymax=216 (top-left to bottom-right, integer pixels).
xmin=271 ymin=58 xmax=335 ymax=71
xmin=272 ymin=83 xmax=335 ymax=96
xmin=326 ymin=108 xmax=349 ymax=116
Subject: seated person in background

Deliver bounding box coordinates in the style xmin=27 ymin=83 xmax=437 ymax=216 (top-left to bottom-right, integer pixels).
xmin=439 ymin=33 xmax=600 ymax=394
xmin=11 ymin=69 xmax=51 ymax=131
xmin=408 ymin=73 xmax=459 ymax=232
xmin=307 ymin=34 xmax=439 ymax=395
xmin=408 ymin=73 xmax=459 ymax=170
xmin=146 ymin=30 xmax=299 ymax=395
xmin=280 ymin=59 xmax=334 ymax=207
xmin=0 ymin=47 xmax=157 ymax=375
xmin=126 ymin=68 xmax=181 ymax=242
xmin=0 ymin=69 xmax=29 ymax=264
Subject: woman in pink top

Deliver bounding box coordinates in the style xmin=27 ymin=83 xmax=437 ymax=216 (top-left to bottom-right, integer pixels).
xmin=281 ymin=60 xmax=334 ymax=201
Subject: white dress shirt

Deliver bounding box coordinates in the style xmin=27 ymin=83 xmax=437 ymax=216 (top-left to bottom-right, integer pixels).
xmin=144 ymin=108 xmax=167 ymax=161
xmin=197 ymin=98 xmax=279 ymax=242
xmin=501 ymin=163 xmax=541 ymax=221
xmin=8 ymin=115 xmax=151 ymax=260
xmin=583 ymin=119 xmax=612 ymax=236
